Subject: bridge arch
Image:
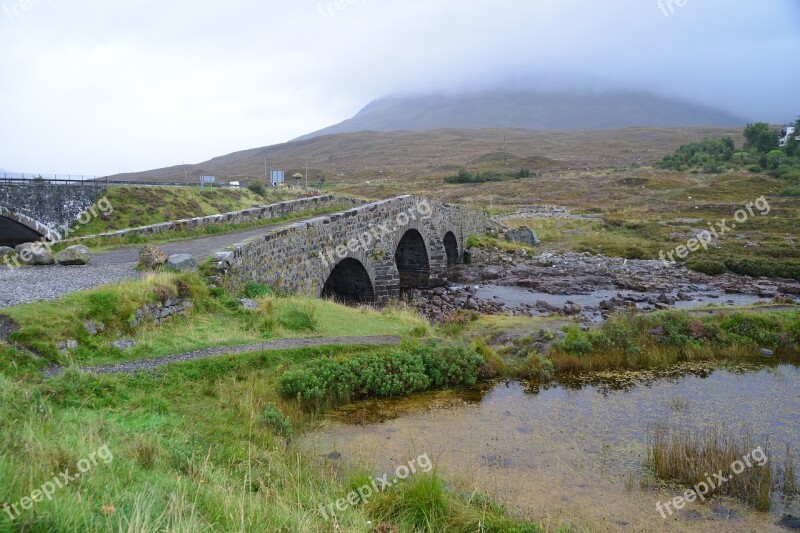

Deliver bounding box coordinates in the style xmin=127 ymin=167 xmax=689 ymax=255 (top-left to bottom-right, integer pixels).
xmin=0 ymin=206 xmax=60 ymax=247
xmin=321 ymin=257 xmax=377 ymax=303
xmin=443 ymin=231 xmax=459 ymax=265
xmin=394 ymin=228 xmax=432 ymax=288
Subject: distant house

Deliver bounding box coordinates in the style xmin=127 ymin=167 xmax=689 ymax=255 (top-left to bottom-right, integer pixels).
xmin=229 ymin=181 xmax=240 ymax=189
xmin=292 ymin=173 xmax=304 ymax=187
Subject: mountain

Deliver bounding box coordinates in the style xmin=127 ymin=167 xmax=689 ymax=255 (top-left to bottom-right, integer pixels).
xmin=299 ymin=91 xmax=747 ymax=139
xmin=109 ymin=126 xmax=744 ymax=187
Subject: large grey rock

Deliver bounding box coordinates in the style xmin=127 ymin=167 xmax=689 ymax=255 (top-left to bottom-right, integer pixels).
xmin=167 ymin=254 xmax=197 ymax=271
xmin=138 ymin=245 xmax=167 ymax=269
xmin=57 ymin=245 xmax=91 ymax=266
xmin=0 ymin=246 xmax=15 ymax=257
xmin=505 ymin=226 xmax=541 ymax=247
xmin=112 ymin=339 xmax=137 ymax=350
xmin=238 ymin=298 xmax=259 ymax=310
xmin=58 ymin=339 xmax=78 ymax=353
xmin=16 ymin=243 xmax=56 ymax=265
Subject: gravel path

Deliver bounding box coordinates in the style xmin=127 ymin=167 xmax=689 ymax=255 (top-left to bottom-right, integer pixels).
xmin=0 ymin=217 xmax=318 ymax=308
xmin=43 ymin=335 xmax=402 ymax=377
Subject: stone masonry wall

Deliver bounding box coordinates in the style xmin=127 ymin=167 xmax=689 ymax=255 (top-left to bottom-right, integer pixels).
xmin=492 ymin=205 xmax=570 ymax=222
xmin=66 ymin=194 xmax=365 ymax=243
xmin=0 ymin=182 xmax=108 ymax=230
xmin=213 ymin=195 xmax=492 ymax=304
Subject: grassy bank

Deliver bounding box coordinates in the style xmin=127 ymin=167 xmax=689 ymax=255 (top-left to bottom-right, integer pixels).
xmin=485 ymin=309 xmax=800 ymax=379
xmin=1 ymin=273 xmax=430 ymax=366
xmin=71 ymin=186 xmax=306 ymax=237
xmin=0 ymin=342 xmax=546 ymax=531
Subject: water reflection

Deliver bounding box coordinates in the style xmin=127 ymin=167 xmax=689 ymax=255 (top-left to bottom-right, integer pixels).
xmin=305 ymin=362 xmax=800 ymax=532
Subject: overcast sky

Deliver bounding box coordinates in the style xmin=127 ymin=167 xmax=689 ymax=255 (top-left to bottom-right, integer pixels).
xmin=1 ymin=0 xmax=798 ymax=176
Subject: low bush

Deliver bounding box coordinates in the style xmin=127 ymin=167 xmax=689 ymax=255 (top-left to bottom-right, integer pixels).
xmin=686 ymin=259 xmax=728 ymax=276
xmin=260 ymin=404 xmax=293 ymax=439
xmin=278 ymin=342 xmax=485 ymax=410
xmin=244 ymin=281 xmax=272 ymax=299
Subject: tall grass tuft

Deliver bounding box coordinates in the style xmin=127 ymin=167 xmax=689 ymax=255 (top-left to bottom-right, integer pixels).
xmin=647 ymin=423 xmax=772 ymax=511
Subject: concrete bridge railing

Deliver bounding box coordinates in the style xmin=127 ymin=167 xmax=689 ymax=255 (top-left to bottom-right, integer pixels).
xmin=212 ymin=195 xmax=493 ymax=304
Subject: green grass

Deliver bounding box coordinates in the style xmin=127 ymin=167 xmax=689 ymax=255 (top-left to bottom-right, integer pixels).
xmin=545 ymin=309 xmax=800 ymax=375
xmin=65 ymin=204 xmax=352 ymax=253
xmin=70 ymin=185 xmax=305 ymax=237
xmin=0 ymin=341 xmax=543 ymax=531
xmin=1 ymin=275 xmax=430 ymax=367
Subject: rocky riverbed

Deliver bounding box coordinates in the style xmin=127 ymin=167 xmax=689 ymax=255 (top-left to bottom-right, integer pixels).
xmin=407 ymin=247 xmax=800 ymax=323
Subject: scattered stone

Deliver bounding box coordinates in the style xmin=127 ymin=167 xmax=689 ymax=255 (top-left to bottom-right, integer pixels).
xmin=167 ymin=254 xmax=197 ymax=271
xmin=58 ymin=339 xmax=78 ymax=353
xmin=84 ymin=322 xmax=99 ymax=336
xmin=760 ymin=348 xmax=775 ymax=358
xmin=112 ymin=339 xmax=137 ymax=351
xmin=0 ymin=246 xmax=15 ymax=257
xmin=57 ymin=245 xmax=91 ymax=266
xmin=31 ymin=247 xmax=55 ymax=265
xmin=138 ymin=245 xmax=167 ymax=269
xmin=505 ymin=226 xmax=541 ymax=246
xmin=15 ymin=243 xmax=55 ymax=265
xmin=213 ymin=251 xmax=234 ymax=266
xmin=238 ymin=298 xmax=259 ymax=310
xmin=326 ymin=452 xmax=342 ymax=460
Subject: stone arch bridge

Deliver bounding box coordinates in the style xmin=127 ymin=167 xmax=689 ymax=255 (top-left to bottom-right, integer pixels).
xmin=0 ymin=181 xmax=107 ymax=247
xmin=212 ymin=195 xmax=493 ymax=304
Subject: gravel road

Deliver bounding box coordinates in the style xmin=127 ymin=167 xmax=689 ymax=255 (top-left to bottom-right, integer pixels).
xmin=43 ymin=335 xmax=402 ymax=377
xmin=0 ymin=218 xmax=316 ymax=308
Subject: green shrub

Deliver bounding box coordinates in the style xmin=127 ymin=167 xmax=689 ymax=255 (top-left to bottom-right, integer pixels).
xmin=687 ymin=259 xmax=728 ymax=276
xmin=557 ymin=327 xmax=593 ymax=356
xmin=518 ymin=353 xmax=554 ymax=382
xmin=260 ymin=404 xmax=293 ymax=439
xmin=244 ymin=281 xmax=272 ymax=298
xmin=278 ymin=303 xmax=317 ymax=332
xmin=278 ymin=343 xmax=485 ymax=410
xmin=247 ymin=182 xmax=266 ymax=197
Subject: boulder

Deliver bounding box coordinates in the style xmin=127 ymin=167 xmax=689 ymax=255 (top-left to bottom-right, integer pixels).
xmin=16 ymin=243 xmax=56 ymax=265
xmin=0 ymin=246 xmax=15 ymax=257
xmin=58 ymin=339 xmax=78 ymax=353
xmin=138 ymin=245 xmax=167 ymax=269
xmin=238 ymin=298 xmax=259 ymax=311
xmin=167 ymin=254 xmax=197 ymax=271
xmin=112 ymin=339 xmax=137 ymax=351
xmin=505 ymin=226 xmax=541 ymax=247
xmin=57 ymin=245 xmax=91 ymax=266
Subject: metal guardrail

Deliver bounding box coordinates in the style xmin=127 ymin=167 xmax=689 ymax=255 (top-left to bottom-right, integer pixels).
xmin=0 ymin=175 xmax=230 ymax=187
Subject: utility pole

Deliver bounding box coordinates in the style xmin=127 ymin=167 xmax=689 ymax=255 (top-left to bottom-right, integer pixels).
xmin=264 ymin=158 xmax=267 ymax=181
xmin=305 ymin=161 xmax=308 ymax=190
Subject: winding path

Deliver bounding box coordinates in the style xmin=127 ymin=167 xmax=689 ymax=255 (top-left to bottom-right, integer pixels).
xmin=0 ymin=215 xmax=321 ymax=308
xmin=43 ymin=335 xmax=402 ymax=377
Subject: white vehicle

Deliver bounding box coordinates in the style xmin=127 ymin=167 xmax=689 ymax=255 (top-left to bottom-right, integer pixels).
xmin=779 ymin=126 xmax=798 ymax=147
xmin=229 ymin=181 xmax=241 ymax=189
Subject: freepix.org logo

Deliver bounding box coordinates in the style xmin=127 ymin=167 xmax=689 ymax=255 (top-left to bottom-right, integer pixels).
xmin=318 ymin=199 xmax=433 ymax=269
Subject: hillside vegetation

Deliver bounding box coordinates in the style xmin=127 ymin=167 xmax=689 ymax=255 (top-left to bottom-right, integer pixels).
xmin=71 ymin=186 xmax=306 ymax=237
